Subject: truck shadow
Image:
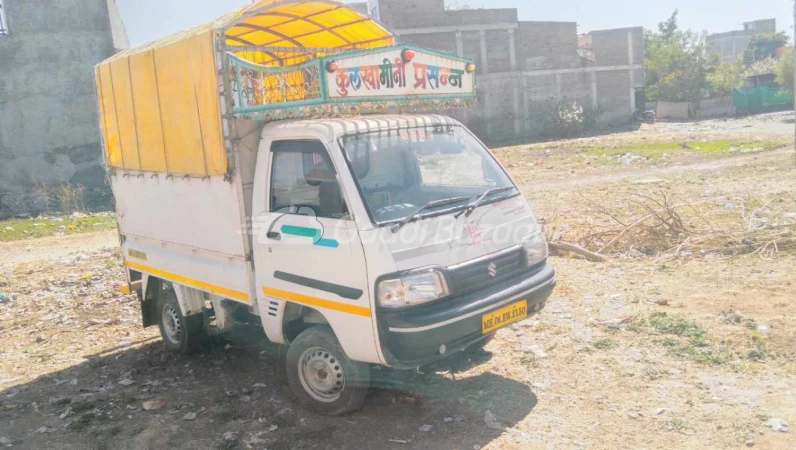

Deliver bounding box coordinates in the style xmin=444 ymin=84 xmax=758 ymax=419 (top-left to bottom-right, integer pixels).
xmin=0 ymin=336 xmax=537 ymax=450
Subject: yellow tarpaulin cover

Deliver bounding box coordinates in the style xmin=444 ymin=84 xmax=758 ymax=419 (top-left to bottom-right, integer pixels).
xmin=96 ymin=0 xmax=394 ymax=176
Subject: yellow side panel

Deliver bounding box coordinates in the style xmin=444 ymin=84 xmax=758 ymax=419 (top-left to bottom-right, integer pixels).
xmin=128 ymin=49 xmax=168 ymax=172
xmin=109 ymin=58 xmax=141 ymax=170
xmin=188 ymin=31 xmax=227 ymax=175
xmin=154 ymin=30 xmax=226 ymax=175
xmin=97 ymin=63 xmax=123 ymax=168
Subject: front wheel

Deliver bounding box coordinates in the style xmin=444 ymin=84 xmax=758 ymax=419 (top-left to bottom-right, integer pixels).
xmin=286 ymin=326 xmax=369 ymax=415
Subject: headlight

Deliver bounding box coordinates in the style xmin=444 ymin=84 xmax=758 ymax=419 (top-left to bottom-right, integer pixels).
xmin=522 ymin=232 xmax=548 ymax=267
xmin=377 ymin=270 xmax=449 ymax=308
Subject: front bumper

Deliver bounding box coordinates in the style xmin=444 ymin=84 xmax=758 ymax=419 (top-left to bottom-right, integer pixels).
xmin=377 ymin=262 xmax=555 ymax=368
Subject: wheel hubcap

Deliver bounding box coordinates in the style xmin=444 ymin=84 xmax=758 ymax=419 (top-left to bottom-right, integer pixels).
xmin=298 ymin=346 xmax=345 ymax=403
xmin=162 ymin=304 xmax=182 ymax=344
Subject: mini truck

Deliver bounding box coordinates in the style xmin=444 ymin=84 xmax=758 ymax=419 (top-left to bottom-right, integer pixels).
xmin=96 ymin=0 xmax=555 ymax=415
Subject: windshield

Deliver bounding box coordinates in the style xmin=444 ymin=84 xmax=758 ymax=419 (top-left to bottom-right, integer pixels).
xmin=340 ymin=125 xmax=515 ymax=224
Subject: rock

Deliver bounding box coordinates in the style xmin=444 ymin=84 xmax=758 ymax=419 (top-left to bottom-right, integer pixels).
xmin=515 ymin=343 xmax=548 ymax=358
xmin=444 ymin=417 xmax=453 ymax=423
xmin=0 ymin=437 xmax=10 ymax=445
xmin=388 ymin=439 xmax=409 ymax=444
xmin=483 ymin=410 xmax=503 ymax=430
xmin=35 ymin=427 xmax=55 ymax=434
xmin=183 ymin=412 xmax=197 ymax=421
xmin=247 ymin=431 xmax=268 ymax=445
xmin=633 ymin=177 xmax=666 ymax=185
xmin=654 ymin=408 xmax=667 ymax=416
xmin=532 ymin=381 xmax=550 ymax=391
xmin=756 ymin=325 xmax=769 ymax=335
xmin=0 ymin=293 xmax=8 ymax=303
xmin=222 ymin=431 xmax=238 ymax=443
xmin=118 ymin=379 xmax=134 ymax=386
xmin=59 ymin=407 xmax=73 ymax=419
xmin=239 ymin=395 xmax=251 ymax=402
xmin=419 ymin=424 xmax=432 ymax=432
xmin=268 ymin=425 xmax=278 ymax=432
xmin=655 ymin=299 xmax=669 ymax=306
xmin=142 ymin=400 xmax=164 ymax=411
xmin=764 ymin=418 xmax=789 ymax=433
xmin=746 ymin=438 xmax=755 ymax=447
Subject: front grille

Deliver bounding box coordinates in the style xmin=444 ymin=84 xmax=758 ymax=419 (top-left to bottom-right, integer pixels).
xmin=446 ymin=246 xmax=527 ymax=295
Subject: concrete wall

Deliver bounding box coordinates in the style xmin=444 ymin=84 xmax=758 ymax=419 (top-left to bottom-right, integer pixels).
xmin=0 ymin=0 xmax=121 ymax=194
xmin=373 ymin=0 xmax=644 ymax=142
xmin=707 ymin=31 xmax=752 ymax=62
xmin=517 ymin=21 xmax=580 ymax=71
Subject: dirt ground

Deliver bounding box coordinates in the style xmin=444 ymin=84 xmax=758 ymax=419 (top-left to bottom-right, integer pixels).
xmin=1 ymin=113 xmax=795 ymax=450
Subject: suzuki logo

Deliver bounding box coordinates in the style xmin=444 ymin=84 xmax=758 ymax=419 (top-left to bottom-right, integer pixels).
xmin=487 ymin=262 xmax=498 ymax=277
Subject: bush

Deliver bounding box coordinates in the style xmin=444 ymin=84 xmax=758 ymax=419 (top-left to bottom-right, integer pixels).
xmin=546 ymin=101 xmax=601 ymax=138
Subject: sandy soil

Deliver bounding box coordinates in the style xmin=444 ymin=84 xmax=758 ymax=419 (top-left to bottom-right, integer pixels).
xmin=1 ymin=114 xmax=795 ymax=450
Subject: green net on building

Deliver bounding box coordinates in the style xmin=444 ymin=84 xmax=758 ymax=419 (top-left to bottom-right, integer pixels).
xmin=733 ymin=87 xmax=792 ymax=112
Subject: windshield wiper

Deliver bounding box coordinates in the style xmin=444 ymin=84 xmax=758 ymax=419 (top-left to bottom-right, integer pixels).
xmin=391 ymin=196 xmax=470 ymax=231
xmin=455 ymin=186 xmax=516 ymax=218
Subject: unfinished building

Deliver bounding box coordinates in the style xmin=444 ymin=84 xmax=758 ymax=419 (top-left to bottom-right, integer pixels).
xmin=366 ymin=0 xmax=644 ymax=141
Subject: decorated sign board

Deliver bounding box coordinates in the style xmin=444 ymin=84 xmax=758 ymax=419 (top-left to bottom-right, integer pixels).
xmin=326 ymin=47 xmax=475 ymax=99
xmin=227 ymin=45 xmax=476 ymax=120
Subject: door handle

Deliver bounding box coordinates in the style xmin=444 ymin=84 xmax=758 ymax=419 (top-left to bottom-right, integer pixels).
xmin=267 ymin=231 xmax=281 ymax=240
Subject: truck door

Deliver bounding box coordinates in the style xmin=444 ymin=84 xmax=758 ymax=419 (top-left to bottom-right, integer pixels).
xmin=252 ymin=139 xmax=380 ymax=364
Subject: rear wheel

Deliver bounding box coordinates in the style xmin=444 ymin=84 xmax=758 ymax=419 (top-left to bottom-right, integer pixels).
xmin=286 ymin=326 xmax=369 ymax=415
xmin=156 ymin=287 xmax=205 ymax=354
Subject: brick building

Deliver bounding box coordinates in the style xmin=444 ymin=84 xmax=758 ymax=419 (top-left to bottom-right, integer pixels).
xmin=707 ymin=19 xmax=777 ymax=63
xmin=365 ymin=0 xmax=644 ymax=141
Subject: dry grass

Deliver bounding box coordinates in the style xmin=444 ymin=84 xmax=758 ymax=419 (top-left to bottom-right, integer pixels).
xmin=545 ymin=189 xmax=796 ymax=260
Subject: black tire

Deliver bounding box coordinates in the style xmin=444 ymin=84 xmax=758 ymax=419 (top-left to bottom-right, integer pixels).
xmin=156 ymin=287 xmax=205 ymax=354
xmin=286 ymin=326 xmax=369 ymax=415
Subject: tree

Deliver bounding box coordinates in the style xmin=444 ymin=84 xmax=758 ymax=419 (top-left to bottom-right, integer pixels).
xmin=743 ymin=32 xmax=790 ymax=65
xmin=775 ymin=47 xmax=794 ymax=96
xmin=657 ymin=10 xmax=679 ymax=40
xmin=644 ymin=11 xmax=711 ymax=102
xmin=707 ymin=59 xmax=744 ymax=95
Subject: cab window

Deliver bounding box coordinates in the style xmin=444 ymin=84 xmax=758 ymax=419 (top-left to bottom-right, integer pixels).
xmin=269 ymin=140 xmax=348 ymax=219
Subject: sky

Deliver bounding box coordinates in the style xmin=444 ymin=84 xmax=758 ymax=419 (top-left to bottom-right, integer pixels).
xmin=117 ymin=0 xmax=794 ymax=47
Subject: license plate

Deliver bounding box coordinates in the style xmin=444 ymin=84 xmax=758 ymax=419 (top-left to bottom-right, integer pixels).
xmin=481 ymin=300 xmax=528 ymax=334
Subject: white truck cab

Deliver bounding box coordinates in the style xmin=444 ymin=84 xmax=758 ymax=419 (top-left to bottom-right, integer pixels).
xmin=96 ymin=1 xmax=554 ymax=415
xmin=252 ymin=115 xmax=554 ymax=369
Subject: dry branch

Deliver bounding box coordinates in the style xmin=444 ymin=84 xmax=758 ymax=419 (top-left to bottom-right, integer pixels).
xmin=550 ymin=242 xmax=609 ymax=262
